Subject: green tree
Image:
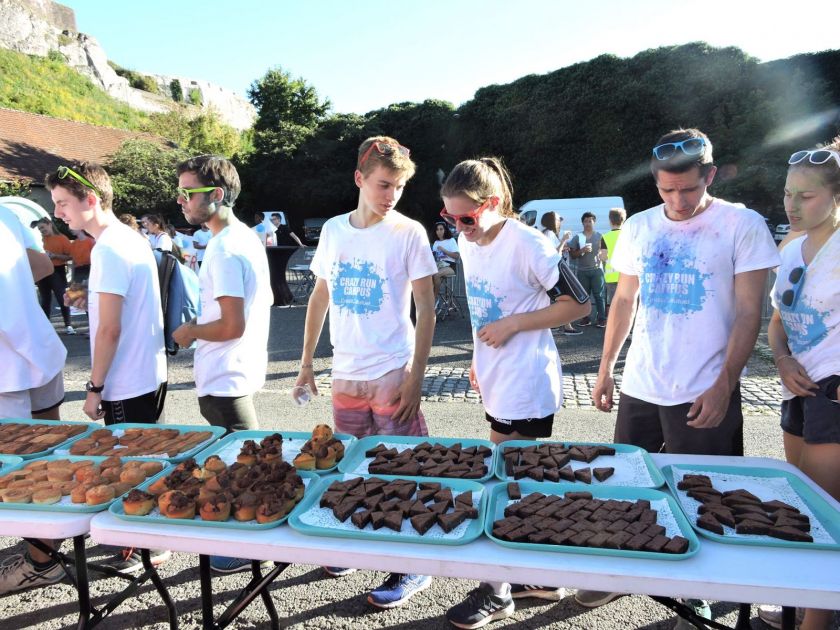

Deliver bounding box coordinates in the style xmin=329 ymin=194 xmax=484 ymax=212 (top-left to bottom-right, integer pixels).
xmin=0 ymin=178 xmax=31 ymax=197
xmin=170 ymin=79 xmax=183 ymax=102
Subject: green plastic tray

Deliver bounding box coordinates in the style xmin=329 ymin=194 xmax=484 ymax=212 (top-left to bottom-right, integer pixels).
xmin=0 ymin=454 xmax=172 ymax=514
xmin=661 ymin=463 xmax=840 ymax=551
xmin=484 ymin=481 xmax=700 ymax=560
xmin=289 ymin=473 xmax=487 ymax=545
xmin=193 ymin=430 xmax=356 ymax=473
xmin=493 ymin=440 xmax=665 ymax=488
xmin=0 ymin=418 xmax=98 ymax=459
xmin=338 ymin=435 xmax=496 ymax=482
xmin=109 ymin=469 xmax=320 ymax=530
xmin=76 ymin=423 xmax=226 ymax=463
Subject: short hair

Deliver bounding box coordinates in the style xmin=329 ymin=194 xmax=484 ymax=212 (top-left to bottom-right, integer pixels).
xmin=608 ymin=207 xmax=627 ymax=226
xmin=44 ymin=162 xmax=114 ymax=211
xmin=176 ymin=155 xmax=241 ymax=206
xmin=650 ymin=128 xmax=714 ymax=178
xmin=118 ymin=213 xmax=140 ymax=232
xmin=357 ymin=136 xmax=416 ymax=180
xmin=271 ymin=213 xmax=281 ymax=219
xmin=581 ymin=212 xmax=596 ymax=222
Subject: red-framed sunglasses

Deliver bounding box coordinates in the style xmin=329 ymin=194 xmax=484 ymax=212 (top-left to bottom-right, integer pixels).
xmin=358 ymin=141 xmax=411 ymax=168
xmin=439 ymin=197 xmax=497 ymax=227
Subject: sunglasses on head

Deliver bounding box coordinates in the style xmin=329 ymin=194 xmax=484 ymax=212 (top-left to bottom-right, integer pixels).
xmin=176 ymin=186 xmax=218 ymax=202
xmin=652 ymin=137 xmax=706 ymax=161
xmin=57 ymin=166 xmax=101 ymax=197
xmin=788 ymin=149 xmax=840 ymax=169
xmin=358 ymin=141 xmax=411 ymax=169
xmin=781 ymin=265 xmax=807 ymax=309
xmin=439 ymin=197 xmax=497 ymax=227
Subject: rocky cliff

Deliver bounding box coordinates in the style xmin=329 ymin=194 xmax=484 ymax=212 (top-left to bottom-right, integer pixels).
xmin=0 ymin=0 xmax=255 ymax=130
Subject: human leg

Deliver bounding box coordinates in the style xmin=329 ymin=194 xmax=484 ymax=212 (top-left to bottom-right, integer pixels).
xmin=331 ymin=377 xmax=375 ymax=438
xmin=107 ymin=383 xmax=169 ymax=427
xmin=658 ymin=385 xmax=744 ymax=455
xmin=613 ymin=392 xmax=666 ymax=453
xmin=575 ymin=269 xmax=595 ymax=324
xmin=590 ymin=270 xmax=606 ymax=323
xmin=369 ymin=366 xmax=429 ymax=437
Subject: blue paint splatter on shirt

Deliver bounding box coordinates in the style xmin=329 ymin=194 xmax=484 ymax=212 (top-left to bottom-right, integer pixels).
xmin=779 ymin=300 xmax=830 ymax=354
xmin=640 ymin=242 xmax=710 ymax=315
xmin=466 ymin=279 xmax=505 ymax=330
xmin=331 ymin=260 xmax=385 ymax=315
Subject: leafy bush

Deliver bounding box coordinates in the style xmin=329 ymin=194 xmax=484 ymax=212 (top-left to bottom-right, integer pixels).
xmin=170 ymin=79 xmax=183 ymax=102
xmin=188 ymin=88 xmax=202 ymax=106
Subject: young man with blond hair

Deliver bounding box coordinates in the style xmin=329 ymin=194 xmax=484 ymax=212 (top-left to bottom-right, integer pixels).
xmin=295 ymin=136 xmax=437 ymax=609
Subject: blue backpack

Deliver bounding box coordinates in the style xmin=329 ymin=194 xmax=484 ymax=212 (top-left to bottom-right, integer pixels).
xmin=153 ymin=249 xmax=200 ymax=355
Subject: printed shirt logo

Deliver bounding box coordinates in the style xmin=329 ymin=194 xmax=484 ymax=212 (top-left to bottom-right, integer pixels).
xmin=640 ymin=242 xmax=710 ymax=315
xmin=777 ymin=293 xmax=830 ymax=354
xmin=331 ymin=259 xmax=385 ymax=315
xmin=466 ymin=278 xmax=505 ymax=330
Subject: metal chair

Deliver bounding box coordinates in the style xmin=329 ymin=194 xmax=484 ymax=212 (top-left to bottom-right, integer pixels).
xmin=435 ymin=273 xmax=464 ymax=321
xmin=287 ymin=248 xmax=316 ymax=302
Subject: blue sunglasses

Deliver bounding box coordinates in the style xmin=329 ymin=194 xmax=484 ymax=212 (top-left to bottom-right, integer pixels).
xmin=652 ymin=138 xmax=706 ymax=161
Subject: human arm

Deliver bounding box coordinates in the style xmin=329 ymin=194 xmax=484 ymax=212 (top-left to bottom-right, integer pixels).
xmin=477 ymin=296 xmax=589 ymax=348
xmin=294 ymin=278 xmax=330 ymax=396
xmin=85 ymin=293 xmax=123 ymax=420
xmin=27 ymin=249 xmax=53 ymax=282
xmin=686 ymin=268 xmax=768 ymax=427
xmin=768 ymin=308 xmax=818 ymax=397
xmin=193 ymin=236 xmax=208 ymax=250
xmin=290 ymin=231 xmax=304 ymax=247
xmin=592 ymin=273 xmax=640 ymax=411
xmin=172 ymin=296 xmax=245 ymax=347
xmin=390 ymin=275 xmax=436 ymax=422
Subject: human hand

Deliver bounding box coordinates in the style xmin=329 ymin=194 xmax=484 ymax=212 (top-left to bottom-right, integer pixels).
xmin=295 ymin=365 xmax=319 ymax=397
xmin=592 ymin=373 xmax=615 ymax=412
xmin=172 ymin=321 xmax=196 ymax=347
xmin=64 ymin=284 xmax=87 ymax=309
xmin=389 ymin=368 xmax=423 ymax=423
xmin=469 ymin=362 xmax=480 ymax=394
xmin=477 ymin=316 xmax=518 ymax=348
xmin=686 ymin=380 xmax=732 ymax=428
xmin=83 ymin=391 xmax=105 ymax=420
xmin=777 ymin=356 xmax=818 ymax=397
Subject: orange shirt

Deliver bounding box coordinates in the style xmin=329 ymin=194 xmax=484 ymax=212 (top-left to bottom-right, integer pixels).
xmin=42 ymin=234 xmax=72 ymax=267
xmin=69 ymin=238 xmax=94 ymax=266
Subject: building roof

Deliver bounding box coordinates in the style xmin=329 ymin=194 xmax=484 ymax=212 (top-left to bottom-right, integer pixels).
xmin=0 ymin=107 xmax=158 ymax=182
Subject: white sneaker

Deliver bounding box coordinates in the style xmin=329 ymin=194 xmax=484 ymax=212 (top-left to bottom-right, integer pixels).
xmin=65 ymin=326 xmax=76 ymax=335
xmin=0 ymin=554 xmax=65 ymax=594
xmin=757 ymin=605 xmax=804 ymax=629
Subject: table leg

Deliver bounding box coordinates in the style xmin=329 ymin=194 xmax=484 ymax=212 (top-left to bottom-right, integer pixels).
xmin=198 ymin=555 xmax=215 ymax=630
xmin=214 ymin=562 xmax=286 ymax=630
xmin=73 ymin=535 xmax=92 ymax=630
xmin=781 ymin=606 xmax=795 ymax=630
xmin=650 ymin=596 xmax=733 ymax=630
xmin=733 ymin=603 xmax=752 ymax=630
xmin=140 ymin=549 xmax=178 ymax=629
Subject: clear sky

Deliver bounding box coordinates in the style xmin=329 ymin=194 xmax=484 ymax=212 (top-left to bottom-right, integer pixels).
xmin=61 ymin=0 xmax=839 ymax=115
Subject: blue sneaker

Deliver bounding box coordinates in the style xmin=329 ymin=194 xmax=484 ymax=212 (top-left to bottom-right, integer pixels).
xmin=324 ymin=566 xmax=357 ymax=577
xmin=210 ymin=556 xmax=271 ymax=574
xmin=368 ymin=573 xmax=432 ymax=609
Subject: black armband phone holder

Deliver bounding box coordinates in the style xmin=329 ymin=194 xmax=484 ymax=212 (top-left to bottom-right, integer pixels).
xmin=547 ymin=260 xmax=590 ymax=304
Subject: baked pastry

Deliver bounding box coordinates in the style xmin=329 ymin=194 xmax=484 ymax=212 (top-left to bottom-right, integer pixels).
xmin=237 ymin=440 xmax=260 ymax=466
xmin=123 ymin=489 xmax=156 ymax=515
xmin=203 ymin=456 xmax=227 ymax=474
xmin=200 ymin=496 xmax=232 ymax=521
xmin=315 ymin=445 xmax=337 ymax=470
xmin=162 ymin=491 xmax=196 ymax=519
xmin=71 ymin=483 xmax=92 ymax=504
xmin=312 ymin=424 xmax=333 ymax=442
xmin=120 ymin=468 xmax=147 ymax=486
xmin=140 ymin=461 xmax=164 ymax=477
xmin=85 ymin=484 xmax=116 ymax=506
xmin=233 ymin=491 xmax=259 ymax=521
xmin=293 ymin=452 xmax=316 ymax=470
xmin=192 ymin=467 xmax=216 ymax=481
xmin=256 ymin=499 xmax=286 ymax=524
xmin=46 ymin=468 xmax=73 ymax=483
xmin=1 ymin=488 xmax=32 ymax=503
xmin=146 ymin=476 xmax=170 ymax=496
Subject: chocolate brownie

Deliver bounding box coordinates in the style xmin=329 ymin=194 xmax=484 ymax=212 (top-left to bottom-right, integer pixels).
xmin=768 ymin=526 xmax=813 ymax=543
xmin=506 ymin=482 xmax=522 ymax=500
xmin=663 ymin=536 xmax=689 ymax=554
xmin=593 ymin=467 xmax=615 ymax=482
xmin=697 ymin=513 xmax=724 ymax=534
xmin=735 ymin=520 xmax=771 ymax=535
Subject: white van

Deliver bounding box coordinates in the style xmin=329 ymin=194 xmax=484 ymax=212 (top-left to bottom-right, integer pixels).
xmin=518 ymin=197 xmax=625 ymax=236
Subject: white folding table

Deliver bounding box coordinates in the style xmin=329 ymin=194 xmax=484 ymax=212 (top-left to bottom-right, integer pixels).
xmin=89 ymin=454 xmax=840 ymax=630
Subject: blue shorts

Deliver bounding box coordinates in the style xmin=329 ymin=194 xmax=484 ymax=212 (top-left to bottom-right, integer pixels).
xmin=780 ymin=374 xmax=840 ymax=444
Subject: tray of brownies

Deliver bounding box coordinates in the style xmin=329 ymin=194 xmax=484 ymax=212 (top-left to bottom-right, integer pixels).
xmin=110 ymin=434 xmax=318 ymax=530
xmin=662 ymin=464 xmax=840 ymax=551
xmin=289 ymin=473 xmax=487 ymax=545
xmin=484 ymin=481 xmax=700 ymax=560
xmin=494 ymin=441 xmax=665 ymax=488
xmin=338 ymin=436 xmax=495 ymax=482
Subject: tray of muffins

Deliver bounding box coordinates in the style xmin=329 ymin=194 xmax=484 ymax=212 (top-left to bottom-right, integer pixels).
xmin=494 ymin=441 xmax=665 ymax=488
xmin=338 ymin=436 xmax=495 ymax=482
xmin=662 ymin=464 xmax=840 ymax=551
xmin=0 ymin=455 xmax=169 ymax=513
xmin=194 ymin=425 xmax=355 ymax=474
xmin=485 ymin=481 xmax=700 ymax=560
xmin=57 ymin=423 xmax=225 ymax=463
xmin=110 ymin=437 xmax=320 ymax=530
xmin=0 ymin=418 xmax=98 ymax=459
xmin=289 ymin=473 xmax=487 ymax=545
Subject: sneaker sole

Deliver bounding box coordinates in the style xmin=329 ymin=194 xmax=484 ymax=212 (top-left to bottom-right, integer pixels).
xmin=211 ymin=560 xmax=272 ymax=575
xmin=323 ymin=568 xmax=357 ymax=577
xmin=574 ymin=592 xmax=623 ymax=608
xmin=115 ymin=553 xmax=172 ymax=575
xmin=367 ymin=578 xmax=431 ymax=609
xmin=511 ymin=588 xmax=565 ymax=601
xmin=448 ymin=602 xmax=515 ymax=629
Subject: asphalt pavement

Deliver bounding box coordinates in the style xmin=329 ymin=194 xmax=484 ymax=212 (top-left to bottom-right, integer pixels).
xmin=1 ymin=304 xmax=834 ymax=629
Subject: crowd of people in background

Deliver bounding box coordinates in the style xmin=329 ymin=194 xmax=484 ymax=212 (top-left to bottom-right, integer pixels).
xmin=0 ymin=126 xmax=838 ymax=630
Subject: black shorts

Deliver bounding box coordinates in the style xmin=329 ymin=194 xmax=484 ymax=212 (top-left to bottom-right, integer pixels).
xmin=781 ymin=374 xmax=840 ymax=444
xmin=103 ymin=382 xmax=167 ymax=426
xmin=485 ymin=412 xmax=554 ymax=438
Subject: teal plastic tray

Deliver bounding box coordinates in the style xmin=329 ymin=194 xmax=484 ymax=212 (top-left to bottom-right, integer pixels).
xmin=289 ymin=473 xmax=487 ymax=545
xmin=338 ymin=435 xmax=496 ymax=482
xmin=0 ymin=455 xmax=171 ymax=514
xmin=109 ymin=469 xmax=320 ymax=530
xmin=0 ymin=418 xmax=97 ymax=459
xmin=0 ymin=455 xmax=23 ymax=470
xmin=484 ymin=481 xmax=700 ymax=560
xmin=60 ymin=423 xmax=226 ymax=463
xmin=493 ymin=440 xmax=665 ymax=488
xmin=662 ymin=463 xmax=840 ymax=551
xmin=193 ymin=430 xmax=356 ymax=473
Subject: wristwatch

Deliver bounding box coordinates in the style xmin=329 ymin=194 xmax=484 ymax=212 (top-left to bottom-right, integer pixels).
xmin=85 ymin=380 xmax=105 ymax=394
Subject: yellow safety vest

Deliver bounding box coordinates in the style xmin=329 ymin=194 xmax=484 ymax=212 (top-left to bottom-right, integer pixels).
xmin=602 ymin=229 xmax=621 ymax=283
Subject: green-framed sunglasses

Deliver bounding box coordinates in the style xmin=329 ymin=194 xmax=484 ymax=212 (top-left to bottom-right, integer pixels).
xmin=177 ymin=186 xmax=219 ymax=202
xmin=57 ymin=165 xmax=101 ymax=197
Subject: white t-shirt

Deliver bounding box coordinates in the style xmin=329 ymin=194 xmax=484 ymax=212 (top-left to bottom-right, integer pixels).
xmin=771 ymin=230 xmax=840 ymax=399
xmin=88 ymin=221 xmax=166 ymax=401
xmin=460 ymin=219 xmax=563 ymax=420
xmin=192 ymin=229 xmax=212 ymax=262
xmin=542 ymin=229 xmax=562 ymax=252
xmin=611 ymin=199 xmax=780 ymax=405
xmin=0 ymin=206 xmax=67 ymax=392
xmin=432 ymin=237 xmax=459 ymax=264
xmin=194 ymin=220 xmax=271 ymax=397
xmin=149 ymin=232 xmax=173 ymax=252
xmin=310 ymin=211 xmax=437 ymax=380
